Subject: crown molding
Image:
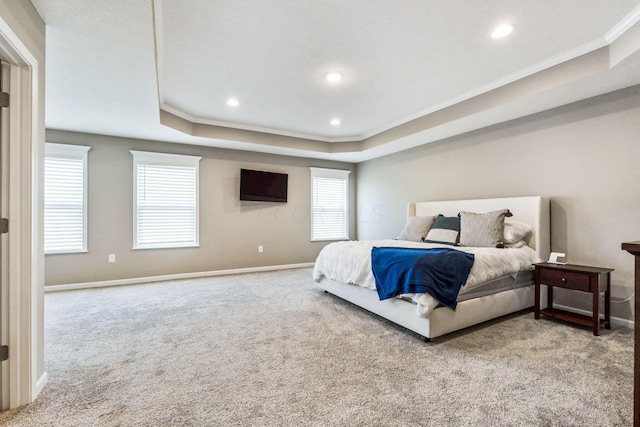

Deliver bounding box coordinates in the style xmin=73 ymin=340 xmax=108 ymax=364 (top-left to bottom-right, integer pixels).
xmin=361 ymin=37 xmax=609 ymax=140
xmin=159 ymin=104 xmax=361 ymax=143
xmin=151 ymin=1 xmax=640 ymax=153
xmin=605 ymin=4 xmax=640 ymax=43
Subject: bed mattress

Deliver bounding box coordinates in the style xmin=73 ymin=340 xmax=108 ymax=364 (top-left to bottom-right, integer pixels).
xmin=313 ymin=239 xmax=541 ymax=317
xmin=457 ymin=270 xmax=533 ymax=302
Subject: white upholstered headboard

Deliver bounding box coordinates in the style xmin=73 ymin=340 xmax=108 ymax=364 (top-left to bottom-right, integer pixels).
xmin=407 ymin=196 xmax=550 ymax=260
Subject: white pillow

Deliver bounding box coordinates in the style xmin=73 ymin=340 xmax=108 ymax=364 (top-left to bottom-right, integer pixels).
xmin=503 ymin=221 xmax=532 ymax=244
xmin=397 ymin=216 xmax=437 ymax=242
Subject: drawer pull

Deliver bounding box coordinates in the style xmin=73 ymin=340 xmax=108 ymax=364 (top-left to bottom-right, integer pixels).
xmin=561 ymin=277 xmax=567 ymax=282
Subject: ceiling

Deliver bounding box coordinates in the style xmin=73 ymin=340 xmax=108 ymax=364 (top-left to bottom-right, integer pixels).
xmin=31 ymin=0 xmax=640 ymax=163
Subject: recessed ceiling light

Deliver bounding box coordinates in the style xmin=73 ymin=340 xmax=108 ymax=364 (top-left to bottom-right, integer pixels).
xmin=330 ymin=118 xmax=341 ymax=126
xmin=326 ymin=72 xmax=342 ymax=82
xmin=226 ymin=98 xmax=239 ymax=107
xmin=491 ymin=24 xmax=515 ymax=39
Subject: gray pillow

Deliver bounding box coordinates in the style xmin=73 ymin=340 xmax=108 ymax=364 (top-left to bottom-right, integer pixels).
xmin=397 ymin=215 xmax=437 ymax=242
xmin=459 ymin=209 xmax=512 ymax=248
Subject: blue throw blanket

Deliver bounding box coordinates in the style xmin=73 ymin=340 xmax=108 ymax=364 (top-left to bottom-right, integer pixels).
xmin=371 ymin=247 xmax=475 ymax=310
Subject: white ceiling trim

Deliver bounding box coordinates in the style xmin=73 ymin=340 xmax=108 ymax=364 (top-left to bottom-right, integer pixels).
xmin=152 ymin=0 xmax=640 ymax=148
xmin=152 ymin=0 xmax=358 ymax=144
xmin=159 ymin=104 xmax=361 ymax=144
xmin=359 ymin=38 xmax=611 ymax=141
xmin=605 ymin=3 xmax=640 ymax=42
xmin=152 ymin=0 xmax=165 ymax=111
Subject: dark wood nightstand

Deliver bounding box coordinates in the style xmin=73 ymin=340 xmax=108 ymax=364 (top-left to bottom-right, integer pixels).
xmin=534 ymin=262 xmax=613 ymax=336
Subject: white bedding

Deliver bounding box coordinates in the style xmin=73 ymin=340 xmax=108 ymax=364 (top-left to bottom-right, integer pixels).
xmin=313 ymin=239 xmax=541 ymax=317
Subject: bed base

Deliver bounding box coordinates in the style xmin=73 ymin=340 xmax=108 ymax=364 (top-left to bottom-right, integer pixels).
xmin=316 ymin=196 xmax=550 ymax=340
xmin=319 ymin=277 xmax=547 ymax=340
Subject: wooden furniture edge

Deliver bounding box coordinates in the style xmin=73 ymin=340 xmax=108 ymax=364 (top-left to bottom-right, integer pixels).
xmin=621 ymin=241 xmax=639 ymax=427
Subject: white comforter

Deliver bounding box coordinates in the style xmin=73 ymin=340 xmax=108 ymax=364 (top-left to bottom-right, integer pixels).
xmin=313 ymin=240 xmax=541 ymax=317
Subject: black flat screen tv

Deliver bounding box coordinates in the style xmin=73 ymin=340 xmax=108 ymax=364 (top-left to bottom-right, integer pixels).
xmin=240 ymin=169 xmax=288 ymax=203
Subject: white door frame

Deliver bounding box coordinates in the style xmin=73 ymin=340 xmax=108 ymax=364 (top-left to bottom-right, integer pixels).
xmin=0 ymin=16 xmax=45 ymax=409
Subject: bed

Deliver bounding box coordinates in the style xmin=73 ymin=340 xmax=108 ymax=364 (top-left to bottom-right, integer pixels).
xmin=314 ymin=196 xmax=550 ymax=340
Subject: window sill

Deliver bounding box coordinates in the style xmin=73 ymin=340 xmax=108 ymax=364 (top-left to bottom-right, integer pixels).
xmin=132 ymin=245 xmax=200 ymax=251
xmin=45 ymin=249 xmax=88 ymax=256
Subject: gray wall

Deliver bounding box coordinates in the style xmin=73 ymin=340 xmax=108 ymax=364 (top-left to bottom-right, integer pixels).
xmin=44 ymin=131 xmax=356 ymax=286
xmin=356 ymin=85 xmax=640 ymax=322
xmin=47 ymin=86 xmax=640 ymax=322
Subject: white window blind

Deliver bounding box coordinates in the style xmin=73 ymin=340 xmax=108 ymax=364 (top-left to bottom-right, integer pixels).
xmin=44 ymin=143 xmax=91 ymax=254
xmin=131 ymin=151 xmax=201 ymax=249
xmin=310 ymin=167 xmax=350 ymax=241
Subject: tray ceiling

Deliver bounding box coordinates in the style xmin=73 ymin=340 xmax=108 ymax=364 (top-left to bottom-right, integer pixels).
xmin=32 ymin=0 xmax=640 ymax=162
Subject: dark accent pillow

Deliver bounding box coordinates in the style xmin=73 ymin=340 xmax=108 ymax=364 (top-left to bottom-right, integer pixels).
xmin=459 ymin=209 xmax=512 ymax=248
xmin=397 ymin=215 xmax=437 ymax=242
xmin=424 ymin=215 xmax=460 ymax=245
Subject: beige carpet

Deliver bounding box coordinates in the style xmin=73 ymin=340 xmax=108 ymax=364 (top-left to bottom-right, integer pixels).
xmin=0 ymin=268 xmax=633 ymax=426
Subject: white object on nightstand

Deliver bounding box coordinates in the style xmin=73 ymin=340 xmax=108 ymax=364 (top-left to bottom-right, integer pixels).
xmin=548 ymin=252 xmax=566 ymax=264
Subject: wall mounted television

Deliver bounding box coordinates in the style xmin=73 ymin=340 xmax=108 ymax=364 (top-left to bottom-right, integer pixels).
xmin=239 ymin=169 xmax=288 ymax=203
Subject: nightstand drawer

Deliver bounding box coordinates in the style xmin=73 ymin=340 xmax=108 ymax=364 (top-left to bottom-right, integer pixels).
xmin=538 ymin=268 xmax=590 ymax=291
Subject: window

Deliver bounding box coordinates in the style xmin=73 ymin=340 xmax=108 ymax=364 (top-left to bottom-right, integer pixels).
xmin=131 ymin=150 xmax=202 ymax=249
xmin=310 ymin=167 xmax=350 ymax=241
xmin=44 ymin=143 xmax=91 ymax=254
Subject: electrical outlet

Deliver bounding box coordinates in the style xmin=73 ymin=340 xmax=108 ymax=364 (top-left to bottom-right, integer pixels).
xmin=108 ymin=254 xmax=116 ymax=263
xmin=258 ymin=246 xmax=264 ymax=253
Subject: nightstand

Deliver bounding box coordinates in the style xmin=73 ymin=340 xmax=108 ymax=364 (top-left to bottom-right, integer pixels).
xmin=534 ymin=262 xmax=613 ymax=336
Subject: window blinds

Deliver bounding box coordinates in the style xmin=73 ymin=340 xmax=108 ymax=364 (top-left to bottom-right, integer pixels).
xmin=131 ymin=151 xmax=201 ymax=249
xmin=310 ymin=168 xmax=350 ymax=241
xmin=44 ymin=144 xmax=90 ymax=253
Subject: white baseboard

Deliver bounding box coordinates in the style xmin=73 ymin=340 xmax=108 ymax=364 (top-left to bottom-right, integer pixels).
xmin=45 ymin=262 xmax=315 ymax=292
xmin=554 ymin=303 xmax=634 ymax=329
xmin=34 ymin=371 xmax=48 ymax=399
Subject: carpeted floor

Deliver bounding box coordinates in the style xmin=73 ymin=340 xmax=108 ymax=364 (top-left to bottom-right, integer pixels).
xmin=0 ymin=267 xmax=633 ymax=426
